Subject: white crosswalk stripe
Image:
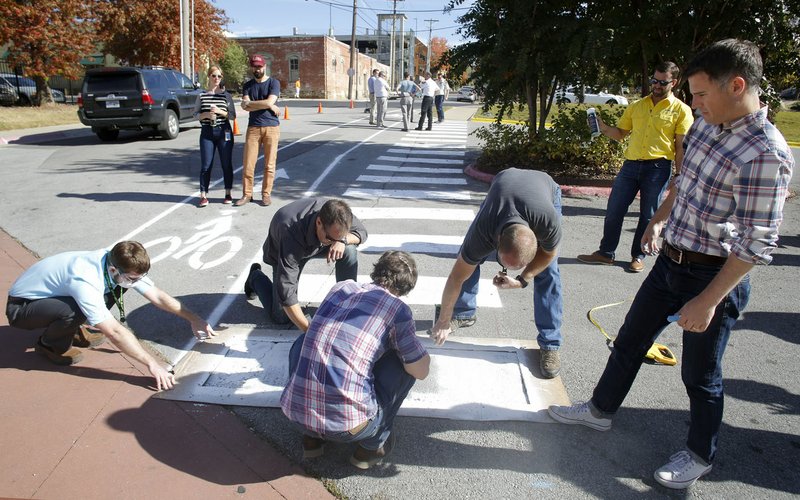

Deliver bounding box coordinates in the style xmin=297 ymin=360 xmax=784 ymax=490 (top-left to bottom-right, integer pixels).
xmin=367 ymin=164 xmax=463 ymax=174
xmin=344 ymin=188 xmax=473 ymax=200
xmin=351 ymin=207 xmax=475 ymax=220
xmin=387 ymin=148 xmax=466 ymax=156
xmin=358 ymin=234 xmax=464 ymax=254
xmin=299 ymin=274 xmax=501 ymax=307
xmin=376 ymin=155 xmax=464 ymax=164
xmin=356 ymin=174 xmax=468 ymax=185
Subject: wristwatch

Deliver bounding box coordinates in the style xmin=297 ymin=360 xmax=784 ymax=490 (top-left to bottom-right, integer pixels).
xmin=338 ymin=237 xmax=348 ymax=246
xmin=516 ymin=275 xmax=529 ymax=289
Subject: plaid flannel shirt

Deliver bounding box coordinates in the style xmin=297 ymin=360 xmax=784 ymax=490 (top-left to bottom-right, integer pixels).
xmin=666 ymin=107 xmax=794 ymax=264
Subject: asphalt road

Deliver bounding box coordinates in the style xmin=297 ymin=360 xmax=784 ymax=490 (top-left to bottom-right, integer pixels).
xmin=1 ymin=99 xmax=798 ymax=499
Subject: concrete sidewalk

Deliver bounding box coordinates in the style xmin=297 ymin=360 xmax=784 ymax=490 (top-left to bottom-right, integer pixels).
xmin=0 ymin=230 xmax=332 ymax=499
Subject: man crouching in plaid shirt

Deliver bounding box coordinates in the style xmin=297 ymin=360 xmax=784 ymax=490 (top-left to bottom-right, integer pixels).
xmin=280 ymin=250 xmax=430 ymax=469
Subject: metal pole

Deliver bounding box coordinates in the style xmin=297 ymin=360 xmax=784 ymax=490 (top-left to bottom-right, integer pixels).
xmin=190 ymin=0 xmax=195 ymax=81
xmin=424 ymin=19 xmax=438 ymax=74
xmin=348 ymin=0 xmax=357 ymax=100
xmin=181 ymin=0 xmax=190 ymax=75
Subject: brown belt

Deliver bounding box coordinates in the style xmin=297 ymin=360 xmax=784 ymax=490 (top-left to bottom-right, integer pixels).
xmin=662 ymin=242 xmax=727 ymax=267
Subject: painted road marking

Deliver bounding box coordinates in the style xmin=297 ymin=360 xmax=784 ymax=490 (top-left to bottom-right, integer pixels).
xmin=350 ymin=207 xmax=474 ymax=220
xmin=356 ymin=175 xmax=468 ymax=185
xmin=377 ymin=155 xmax=464 ymax=164
xmin=367 ymin=164 xmax=463 ymax=174
xmin=387 ymin=148 xmax=466 ymax=156
xmin=344 ymin=188 xmax=473 ymax=201
xmin=359 ymin=234 xmax=464 ymax=255
xmin=298 ymin=274 xmax=501 ymax=307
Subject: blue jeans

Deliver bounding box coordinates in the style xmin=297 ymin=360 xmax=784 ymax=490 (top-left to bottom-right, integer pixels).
xmin=591 ymin=254 xmax=750 ymax=463
xmin=287 ymin=334 xmax=416 ymax=450
xmin=199 ymin=123 xmax=234 ymax=193
xmin=434 ymin=94 xmax=445 ymax=121
xmin=598 ymin=159 xmax=672 ymax=260
xmin=453 ymin=187 xmax=563 ymax=350
xmin=250 ymin=245 xmax=359 ymax=325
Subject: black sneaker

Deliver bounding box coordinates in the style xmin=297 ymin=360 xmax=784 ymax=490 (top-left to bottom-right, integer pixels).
xmin=244 ymin=263 xmax=261 ymax=300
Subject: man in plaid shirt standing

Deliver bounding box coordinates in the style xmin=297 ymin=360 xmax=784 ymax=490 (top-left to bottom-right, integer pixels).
xmin=280 ymin=251 xmax=430 ymax=469
xmin=549 ymin=39 xmax=793 ymax=489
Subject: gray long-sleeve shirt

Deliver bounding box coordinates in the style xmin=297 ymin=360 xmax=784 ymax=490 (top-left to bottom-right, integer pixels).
xmin=262 ymin=198 xmax=368 ymax=306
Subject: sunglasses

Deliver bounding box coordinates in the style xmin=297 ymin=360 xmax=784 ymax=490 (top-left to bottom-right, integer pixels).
xmin=650 ymin=78 xmax=674 ymax=86
xmin=210 ymin=74 xmax=222 ymax=78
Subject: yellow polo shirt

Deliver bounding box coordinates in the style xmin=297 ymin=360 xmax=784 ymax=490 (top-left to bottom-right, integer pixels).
xmin=617 ymin=94 xmax=693 ymax=161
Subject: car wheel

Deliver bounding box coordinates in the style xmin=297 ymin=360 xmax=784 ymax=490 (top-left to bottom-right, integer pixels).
xmin=96 ymin=128 xmax=120 ymax=141
xmin=606 ymin=99 xmax=618 ymax=104
xmin=159 ymin=109 xmax=179 ymax=139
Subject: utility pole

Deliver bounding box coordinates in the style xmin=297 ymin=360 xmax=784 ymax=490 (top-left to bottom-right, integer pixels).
xmin=180 ymin=0 xmax=190 ymax=76
xmin=424 ymin=18 xmax=438 ymax=74
xmin=389 ymin=0 xmax=404 ymax=88
xmin=348 ymin=0 xmax=358 ymax=100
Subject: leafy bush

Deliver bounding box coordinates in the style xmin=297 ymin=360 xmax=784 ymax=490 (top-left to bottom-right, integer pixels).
xmin=473 ymin=104 xmax=626 ymax=179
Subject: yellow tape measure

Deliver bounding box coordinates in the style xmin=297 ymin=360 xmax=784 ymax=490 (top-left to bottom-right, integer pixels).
xmin=587 ymin=301 xmax=677 ymax=366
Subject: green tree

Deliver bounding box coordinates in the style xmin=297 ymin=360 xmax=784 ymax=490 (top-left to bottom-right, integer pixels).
xmin=95 ymin=0 xmax=229 ymax=74
xmin=218 ymin=40 xmax=248 ymax=93
xmin=447 ymin=0 xmax=590 ymax=137
xmin=0 ymin=0 xmax=97 ymax=105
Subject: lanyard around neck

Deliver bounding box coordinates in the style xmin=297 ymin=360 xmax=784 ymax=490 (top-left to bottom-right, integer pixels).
xmin=104 ymin=262 xmax=126 ymax=323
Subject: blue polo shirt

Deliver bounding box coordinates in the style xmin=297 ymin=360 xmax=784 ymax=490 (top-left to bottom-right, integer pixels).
xmin=9 ymin=249 xmax=154 ymax=326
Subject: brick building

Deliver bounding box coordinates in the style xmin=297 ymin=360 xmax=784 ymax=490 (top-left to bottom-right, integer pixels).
xmin=236 ymin=35 xmax=388 ymax=100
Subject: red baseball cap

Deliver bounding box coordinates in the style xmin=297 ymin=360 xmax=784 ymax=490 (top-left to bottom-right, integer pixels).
xmin=250 ymin=54 xmax=265 ymax=67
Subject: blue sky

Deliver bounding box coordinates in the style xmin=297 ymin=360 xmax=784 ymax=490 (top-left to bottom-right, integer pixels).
xmin=212 ymin=0 xmax=474 ymax=45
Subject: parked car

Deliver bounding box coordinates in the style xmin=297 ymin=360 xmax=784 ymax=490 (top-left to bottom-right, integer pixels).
xmin=557 ymin=86 xmax=628 ymax=105
xmin=456 ymin=86 xmax=477 ymax=102
xmin=0 ymin=81 xmax=18 ymax=106
xmin=0 ymin=73 xmax=64 ymax=105
xmin=78 ymin=66 xmax=202 ymax=141
xmin=779 ymin=87 xmax=799 ymax=100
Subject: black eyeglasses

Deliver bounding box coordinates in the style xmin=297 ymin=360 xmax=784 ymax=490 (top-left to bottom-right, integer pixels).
xmin=650 ymin=78 xmax=673 ymax=86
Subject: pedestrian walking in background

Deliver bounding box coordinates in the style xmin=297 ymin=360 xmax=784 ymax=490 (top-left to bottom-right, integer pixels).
xmin=236 ymin=54 xmax=281 ymax=207
xmin=434 ymin=73 xmax=450 ymax=123
xmin=577 ymin=61 xmax=693 ymax=273
xmin=367 ymin=69 xmax=378 ymax=124
xmin=193 ymin=65 xmax=236 ymax=207
xmin=416 ymin=72 xmax=439 ymax=131
xmin=396 ymin=73 xmax=420 ymax=131
xmin=374 ymin=71 xmax=391 ymax=128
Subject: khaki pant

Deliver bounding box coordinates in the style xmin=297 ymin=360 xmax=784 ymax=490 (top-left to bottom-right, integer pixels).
xmin=242 ymin=125 xmax=280 ymax=199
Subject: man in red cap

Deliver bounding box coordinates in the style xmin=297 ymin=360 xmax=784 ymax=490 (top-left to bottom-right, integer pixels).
xmin=235 ymin=54 xmax=281 ymax=207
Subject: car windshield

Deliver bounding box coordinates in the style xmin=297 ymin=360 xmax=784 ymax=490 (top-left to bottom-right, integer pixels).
xmin=461 ymin=87 xmax=473 ymax=92
xmin=2 ymin=75 xmax=36 ymax=87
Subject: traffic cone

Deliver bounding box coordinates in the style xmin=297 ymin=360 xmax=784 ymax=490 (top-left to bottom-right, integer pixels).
xmin=283 ymin=106 xmax=290 ymax=120
xmin=349 ymin=99 xmax=354 ymax=109
xmin=232 ymin=119 xmax=241 ymax=135
xmin=317 ymin=102 xmax=323 ymax=113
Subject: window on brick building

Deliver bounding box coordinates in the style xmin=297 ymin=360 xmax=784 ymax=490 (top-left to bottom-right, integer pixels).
xmin=289 ymin=57 xmax=299 ymax=83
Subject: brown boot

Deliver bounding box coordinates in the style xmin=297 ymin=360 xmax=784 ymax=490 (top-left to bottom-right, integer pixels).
xmin=349 ymin=433 xmax=396 ymax=469
xmin=73 ymin=325 xmax=106 ymax=348
xmin=35 ymin=338 xmax=83 ymax=366
xmin=233 ymin=195 xmax=251 ymax=207
xmin=260 ymin=194 xmax=272 ymax=207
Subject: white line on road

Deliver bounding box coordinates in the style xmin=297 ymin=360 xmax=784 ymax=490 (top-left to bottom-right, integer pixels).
xmin=350 ymin=207 xmax=475 ymax=220
xmin=387 ymin=148 xmax=466 ymax=156
xmin=377 ymin=155 xmax=464 ymax=164
xmin=357 ymin=175 xmax=468 ymax=185
xmin=298 ymin=274 xmax=502 ymax=307
xmin=358 ymin=234 xmax=464 ymax=254
xmin=367 ymin=164 xmax=463 ymax=174
xmin=344 ymin=188 xmax=473 ymax=200
xmin=393 ymin=143 xmax=465 ymax=149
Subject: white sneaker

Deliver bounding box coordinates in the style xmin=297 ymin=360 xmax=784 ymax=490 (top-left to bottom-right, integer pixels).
xmin=547 ymin=401 xmax=612 ymax=431
xmin=654 ymin=450 xmax=712 ymax=489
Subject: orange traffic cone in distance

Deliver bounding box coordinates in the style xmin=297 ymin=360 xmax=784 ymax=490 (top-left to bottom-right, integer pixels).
xmin=232 ymin=119 xmax=241 ymax=135
xmin=318 ymin=102 xmax=323 ymax=113
xmin=283 ymin=106 xmax=290 ymax=120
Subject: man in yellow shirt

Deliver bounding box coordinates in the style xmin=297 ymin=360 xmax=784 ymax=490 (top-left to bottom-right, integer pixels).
xmin=578 ymin=62 xmax=693 ymax=272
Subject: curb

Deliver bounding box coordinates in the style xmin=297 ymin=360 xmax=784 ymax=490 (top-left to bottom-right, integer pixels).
xmin=464 ymin=163 xmax=613 ymax=197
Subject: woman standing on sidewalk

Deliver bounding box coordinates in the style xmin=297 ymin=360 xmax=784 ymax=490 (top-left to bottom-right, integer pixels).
xmin=193 ymin=66 xmax=236 ymax=207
